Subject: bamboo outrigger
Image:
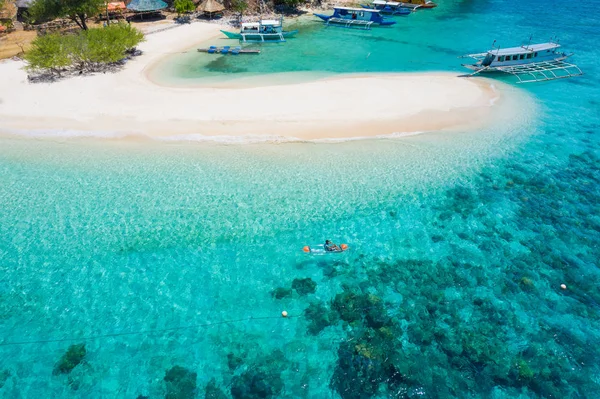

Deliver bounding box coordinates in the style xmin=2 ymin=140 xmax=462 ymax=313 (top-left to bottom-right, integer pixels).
xmin=460 ymin=39 xmax=583 ymax=83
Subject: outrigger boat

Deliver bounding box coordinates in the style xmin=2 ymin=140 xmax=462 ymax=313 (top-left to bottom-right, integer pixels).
xmin=399 ymin=0 xmax=436 ymax=9
xmin=361 ymin=0 xmax=411 ymax=15
xmin=314 ymin=7 xmax=396 ymax=29
xmin=220 ymin=17 xmax=298 ymax=43
xmin=198 ymin=46 xmax=260 ymax=55
xmin=461 ymin=39 xmax=583 ymax=83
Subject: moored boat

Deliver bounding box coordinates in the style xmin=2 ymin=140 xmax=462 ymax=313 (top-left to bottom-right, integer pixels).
xmin=314 ymin=7 xmax=396 ymax=29
xmin=220 ymin=17 xmax=298 ymax=42
xmin=461 ymin=40 xmax=583 ymax=83
xmin=361 ymin=0 xmax=411 ymax=15
xmin=404 ymin=0 xmax=436 ymax=8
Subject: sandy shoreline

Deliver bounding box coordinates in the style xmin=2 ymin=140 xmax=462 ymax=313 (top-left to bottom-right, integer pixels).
xmin=0 ymin=22 xmax=509 ymax=142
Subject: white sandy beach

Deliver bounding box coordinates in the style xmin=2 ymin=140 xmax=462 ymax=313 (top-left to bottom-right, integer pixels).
xmin=0 ymin=22 xmax=509 ymax=141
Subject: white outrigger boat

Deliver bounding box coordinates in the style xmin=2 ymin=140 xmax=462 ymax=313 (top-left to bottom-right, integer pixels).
xmin=220 ymin=17 xmax=298 ymax=43
xmin=361 ymin=0 xmax=411 ymax=15
xmin=461 ymin=39 xmax=583 ymax=83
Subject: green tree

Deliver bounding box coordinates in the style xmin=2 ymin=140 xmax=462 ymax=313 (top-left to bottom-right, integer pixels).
xmin=84 ymin=23 xmax=144 ymax=64
xmin=24 ymin=33 xmax=72 ymax=76
xmin=229 ymin=0 xmax=247 ymax=17
xmin=174 ymin=0 xmax=195 ymax=15
xmin=28 ymin=0 xmax=105 ymax=30
xmin=24 ymin=23 xmax=144 ymax=75
xmin=274 ymin=0 xmax=304 ymax=7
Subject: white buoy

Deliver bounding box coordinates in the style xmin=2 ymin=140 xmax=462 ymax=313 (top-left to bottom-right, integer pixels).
xmin=281 ymin=311 xmax=288 ymax=318
xmin=560 ymin=284 xmax=567 ymax=290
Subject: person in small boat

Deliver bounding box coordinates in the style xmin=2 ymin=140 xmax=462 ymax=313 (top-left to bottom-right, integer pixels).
xmin=324 ymin=240 xmax=341 ymax=252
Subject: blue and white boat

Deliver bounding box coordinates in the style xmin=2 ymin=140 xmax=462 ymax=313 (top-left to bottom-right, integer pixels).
xmin=313 ymin=7 xmax=396 ymax=29
xmin=461 ymin=40 xmax=584 ymax=83
xmin=361 ymin=0 xmax=411 ymax=15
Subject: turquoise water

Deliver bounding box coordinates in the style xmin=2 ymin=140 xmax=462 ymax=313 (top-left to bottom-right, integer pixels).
xmin=1 ymin=0 xmax=600 ymax=397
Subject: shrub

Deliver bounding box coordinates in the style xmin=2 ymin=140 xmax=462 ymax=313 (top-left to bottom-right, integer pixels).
xmin=174 ymin=0 xmax=195 ymax=15
xmin=24 ymin=23 xmax=144 ymax=76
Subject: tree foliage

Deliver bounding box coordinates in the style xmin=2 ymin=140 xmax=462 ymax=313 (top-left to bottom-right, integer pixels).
xmin=174 ymin=0 xmax=195 ymax=15
xmin=28 ymin=0 xmax=105 ymax=30
xmin=24 ymin=23 xmax=144 ymax=76
xmin=229 ymin=0 xmax=247 ymax=14
xmin=273 ymin=0 xmax=304 ymax=7
xmin=23 ymin=32 xmax=72 ymax=75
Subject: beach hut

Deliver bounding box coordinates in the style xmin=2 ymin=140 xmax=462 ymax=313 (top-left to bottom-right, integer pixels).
xmin=197 ymin=0 xmax=224 ymax=19
xmin=104 ymin=1 xmax=127 ymax=21
xmin=15 ymin=0 xmax=31 ymax=21
xmin=127 ymin=0 xmax=167 ymax=19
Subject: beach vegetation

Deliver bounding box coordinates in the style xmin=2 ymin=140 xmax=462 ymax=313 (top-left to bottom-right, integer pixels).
xmin=28 ymin=0 xmax=105 ymax=30
xmin=228 ymin=0 xmax=247 ymax=17
xmin=23 ymin=32 xmax=72 ymax=76
xmin=273 ymin=0 xmax=304 ymax=8
xmin=174 ymin=0 xmax=195 ymax=15
xmin=24 ymin=23 xmax=143 ymax=78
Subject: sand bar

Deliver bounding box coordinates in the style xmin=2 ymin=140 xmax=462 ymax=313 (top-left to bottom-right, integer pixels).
xmin=0 ymin=22 xmax=506 ymax=142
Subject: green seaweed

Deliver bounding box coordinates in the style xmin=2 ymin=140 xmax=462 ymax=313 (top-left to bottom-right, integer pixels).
xmin=291 ymin=278 xmax=317 ymax=296
xmin=53 ymin=344 xmax=86 ymax=375
xmin=164 ymin=365 xmax=197 ymax=399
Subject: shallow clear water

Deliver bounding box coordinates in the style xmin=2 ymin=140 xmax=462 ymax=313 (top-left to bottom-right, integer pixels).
xmin=1 ymin=0 xmax=600 ymax=397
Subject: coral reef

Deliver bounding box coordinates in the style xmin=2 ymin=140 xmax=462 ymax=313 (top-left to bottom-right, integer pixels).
xmin=53 ymin=344 xmax=86 ymax=375
xmin=291 ymin=278 xmax=317 ymax=296
xmin=205 ymin=378 xmax=228 ymax=399
xmin=164 ymin=365 xmax=197 ymax=399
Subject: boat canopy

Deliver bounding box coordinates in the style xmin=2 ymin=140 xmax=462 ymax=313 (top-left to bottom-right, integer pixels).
xmin=261 ymin=19 xmax=280 ymax=25
xmin=242 ymin=20 xmax=280 ymax=28
xmin=373 ymin=0 xmax=401 ymax=5
xmin=334 ymin=6 xmax=381 ymax=12
xmin=490 ymin=42 xmax=561 ymax=56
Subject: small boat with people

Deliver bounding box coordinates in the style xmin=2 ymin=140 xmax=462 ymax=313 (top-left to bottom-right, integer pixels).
xmin=314 ymin=7 xmax=396 ymax=29
xmin=460 ymin=39 xmax=583 ymax=83
xmin=361 ymin=0 xmax=411 ymax=15
xmin=220 ymin=17 xmax=298 ymax=43
xmin=303 ymin=240 xmax=348 ymax=255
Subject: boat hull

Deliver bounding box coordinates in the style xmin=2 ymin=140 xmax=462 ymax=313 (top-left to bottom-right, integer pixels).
xmin=314 ymin=12 xmax=396 ymax=26
xmin=220 ymin=29 xmax=298 ymax=42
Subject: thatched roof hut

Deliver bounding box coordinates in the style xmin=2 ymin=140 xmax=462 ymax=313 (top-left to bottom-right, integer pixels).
xmin=197 ymin=0 xmax=224 ymax=15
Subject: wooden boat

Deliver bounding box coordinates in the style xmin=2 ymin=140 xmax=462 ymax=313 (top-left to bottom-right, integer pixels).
xmin=198 ymin=46 xmax=260 ymax=54
xmin=401 ymin=0 xmax=436 ymax=8
xmin=314 ymin=7 xmax=396 ymax=29
xmin=361 ymin=0 xmax=411 ymax=15
xmin=220 ymin=17 xmax=298 ymax=42
xmin=461 ymin=40 xmax=583 ymax=83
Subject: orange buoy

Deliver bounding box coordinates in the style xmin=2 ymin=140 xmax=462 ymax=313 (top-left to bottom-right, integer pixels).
xmin=282 ymin=311 xmax=288 ymax=318
xmin=303 ymin=246 xmax=310 ymax=253
xmin=340 ymin=244 xmax=348 ymax=250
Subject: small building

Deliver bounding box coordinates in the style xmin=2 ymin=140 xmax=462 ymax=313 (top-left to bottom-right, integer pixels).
xmin=127 ymin=0 xmax=168 ymax=19
xmin=15 ymin=0 xmax=32 ymax=21
xmin=197 ymin=0 xmax=224 ymax=19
